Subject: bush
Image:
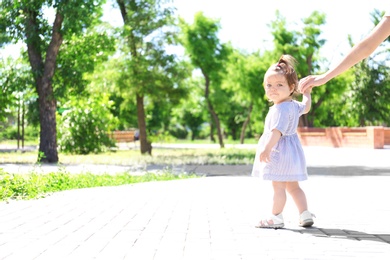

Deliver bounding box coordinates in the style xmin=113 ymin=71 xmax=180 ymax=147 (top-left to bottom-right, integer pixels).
xmin=0 ymin=124 xmax=39 ymax=142
xmin=0 ymin=126 xmax=19 ymax=140
xmin=168 ymin=124 xmax=188 ymax=139
xmin=57 ymin=94 xmax=118 ymax=154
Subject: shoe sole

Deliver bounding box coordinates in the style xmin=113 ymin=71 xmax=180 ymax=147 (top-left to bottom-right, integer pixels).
xmin=255 ymin=223 xmax=284 ymax=229
xmin=300 ymin=220 xmax=314 ymax=227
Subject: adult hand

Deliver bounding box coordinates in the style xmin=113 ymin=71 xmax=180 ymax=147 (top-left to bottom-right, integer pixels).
xmin=298 ymin=74 xmax=327 ymax=93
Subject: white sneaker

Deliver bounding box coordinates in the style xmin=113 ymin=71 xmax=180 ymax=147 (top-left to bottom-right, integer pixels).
xmin=256 ymin=213 xmax=284 ymax=229
xmin=299 ymin=210 xmax=315 ymax=227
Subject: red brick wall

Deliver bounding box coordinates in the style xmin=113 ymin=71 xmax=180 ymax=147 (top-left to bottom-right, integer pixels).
xmin=385 ymin=128 xmax=390 ymax=145
xmin=297 ymin=127 xmax=385 ymax=149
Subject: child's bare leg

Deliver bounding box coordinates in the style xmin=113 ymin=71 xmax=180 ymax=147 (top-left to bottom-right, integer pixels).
xmin=272 ymin=181 xmax=287 ymax=215
xmin=257 ymin=181 xmax=287 ymax=227
xmin=286 ymin=182 xmax=308 ymax=214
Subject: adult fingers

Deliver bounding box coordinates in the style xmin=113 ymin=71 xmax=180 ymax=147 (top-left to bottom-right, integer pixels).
xmin=298 ymin=76 xmax=312 ymax=93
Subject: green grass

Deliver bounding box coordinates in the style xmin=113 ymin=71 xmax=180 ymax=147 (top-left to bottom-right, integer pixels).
xmin=0 ymin=147 xmax=256 ymax=165
xmin=159 ymin=138 xmax=259 ymax=145
xmin=0 ymin=169 xmax=198 ymax=201
xmin=0 ymin=141 xmax=257 ymax=201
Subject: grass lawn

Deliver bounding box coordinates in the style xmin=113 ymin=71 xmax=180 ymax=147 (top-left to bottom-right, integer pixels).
xmin=0 ymin=140 xmax=257 ymax=201
xmin=0 ymin=142 xmax=257 ymax=166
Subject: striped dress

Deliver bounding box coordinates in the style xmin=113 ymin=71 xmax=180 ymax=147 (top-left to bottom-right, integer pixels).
xmin=251 ymin=100 xmax=308 ymax=182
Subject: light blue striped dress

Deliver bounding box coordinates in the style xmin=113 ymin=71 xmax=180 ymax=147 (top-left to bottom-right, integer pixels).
xmin=251 ymin=100 xmax=308 ymax=181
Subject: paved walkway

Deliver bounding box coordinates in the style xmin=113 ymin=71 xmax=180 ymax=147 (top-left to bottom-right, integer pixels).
xmin=1 ymin=146 xmax=390 ymax=259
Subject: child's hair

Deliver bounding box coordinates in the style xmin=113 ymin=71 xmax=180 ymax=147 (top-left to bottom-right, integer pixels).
xmin=265 ymin=54 xmax=299 ymax=96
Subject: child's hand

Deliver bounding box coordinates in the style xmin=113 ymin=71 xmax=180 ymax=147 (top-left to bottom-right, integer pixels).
xmin=302 ymin=85 xmax=313 ymax=94
xmin=259 ymin=148 xmax=271 ymax=163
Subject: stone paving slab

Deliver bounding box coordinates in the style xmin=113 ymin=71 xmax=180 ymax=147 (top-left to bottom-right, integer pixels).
xmin=1 ymin=175 xmax=390 ymax=260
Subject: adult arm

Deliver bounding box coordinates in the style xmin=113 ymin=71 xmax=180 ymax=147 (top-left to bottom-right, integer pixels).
xmin=299 ymin=15 xmax=390 ymax=93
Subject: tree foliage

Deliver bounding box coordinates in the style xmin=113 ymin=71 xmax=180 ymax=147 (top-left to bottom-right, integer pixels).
xmin=55 ymin=30 xmax=116 ymax=100
xmin=220 ymin=50 xmax=273 ymax=142
xmin=0 ymin=58 xmax=34 ymax=122
xmin=1 ymin=4 xmax=389 ymax=151
xmin=179 ymin=12 xmax=231 ymax=147
xmin=349 ymin=57 xmax=390 ymax=126
xmin=116 ymin=0 xmax=188 ymax=154
xmin=315 ymin=9 xmax=390 ymax=127
xmin=268 ymin=10 xmax=339 ymax=127
xmin=0 ymin=0 xmax=107 ymax=162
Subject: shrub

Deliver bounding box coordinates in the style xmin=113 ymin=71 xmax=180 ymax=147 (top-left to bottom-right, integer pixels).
xmin=57 ymin=94 xmax=118 ymax=154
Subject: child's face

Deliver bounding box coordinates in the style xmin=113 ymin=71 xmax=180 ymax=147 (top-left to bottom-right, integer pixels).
xmin=264 ymin=72 xmax=294 ymax=104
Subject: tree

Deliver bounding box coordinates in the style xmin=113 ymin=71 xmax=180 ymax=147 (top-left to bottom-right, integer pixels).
xmin=269 ymin=10 xmax=334 ymax=127
xmin=116 ymin=0 xmax=187 ymax=155
xmin=55 ymin=35 xmax=119 ymax=155
xmin=54 ymin=29 xmax=116 ymax=102
xmin=349 ymin=56 xmax=390 ymax=126
xmin=299 ymin=11 xmax=327 ymax=77
xmin=179 ymin=12 xmax=231 ymax=148
xmin=170 ymin=77 xmax=207 ymax=141
xmin=0 ymin=58 xmax=32 ymax=122
xmin=309 ymin=9 xmax=390 ymax=127
xmin=0 ymin=57 xmax=37 ymax=148
xmin=308 ymin=71 xmax=354 ymax=127
xmin=0 ymin=0 xmax=106 ymax=162
xmin=221 ymin=50 xmax=271 ymax=143
xmin=345 ymin=9 xmax=390 ymax=126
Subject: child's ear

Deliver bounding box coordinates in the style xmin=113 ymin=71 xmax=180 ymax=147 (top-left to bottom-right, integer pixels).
xmin=290 ymin=84 xmax=296 ymax=93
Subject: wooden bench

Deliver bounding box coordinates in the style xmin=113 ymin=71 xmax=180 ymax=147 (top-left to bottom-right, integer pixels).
xmin=110 ymin=130 xmax=136 ymax=143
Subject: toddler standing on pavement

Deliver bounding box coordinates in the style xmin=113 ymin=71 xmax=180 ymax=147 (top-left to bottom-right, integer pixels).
xmin=252 ymin=54 xmax=315 ymax=229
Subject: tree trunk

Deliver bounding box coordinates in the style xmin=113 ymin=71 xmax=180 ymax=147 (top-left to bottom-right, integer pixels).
xmin=25 ymin=11 xmax=63 ymax=163
xmin=207 ymin=100 xmax=224 ymax=148
xmin=136 ymin=94 xmax=152 ymax=154
xmin=22 ymin=101 xmax=25 ymax=149
xmin=240 ymin=103 xmax=253 ymax=144
xmin=37 ymin=83 xmax=58 ymax=162
xmin=117 ymin=0 xmax=151 ymax=155
xmin=202 ymin=71 xmax=224 ymax=148
xmin=209 ymin=119 xmax=215 ymax=142
xmin=17 ymin=99 xmax=20 ymax=149
xmin=299 ymin=114 xmax=309 ymax=127
xmin=300 ymin=53 xmax=315 ymax=128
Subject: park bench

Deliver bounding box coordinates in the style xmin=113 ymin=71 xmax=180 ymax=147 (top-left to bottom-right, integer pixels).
xmin=110 ymin=130 xmax=137 ymax=143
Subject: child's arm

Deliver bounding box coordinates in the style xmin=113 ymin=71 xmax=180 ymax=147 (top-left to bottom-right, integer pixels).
xmin=259 ymin=129 xmax=281 ymax=163
xmin=302 ymin=88 xmax=312 ymax=114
